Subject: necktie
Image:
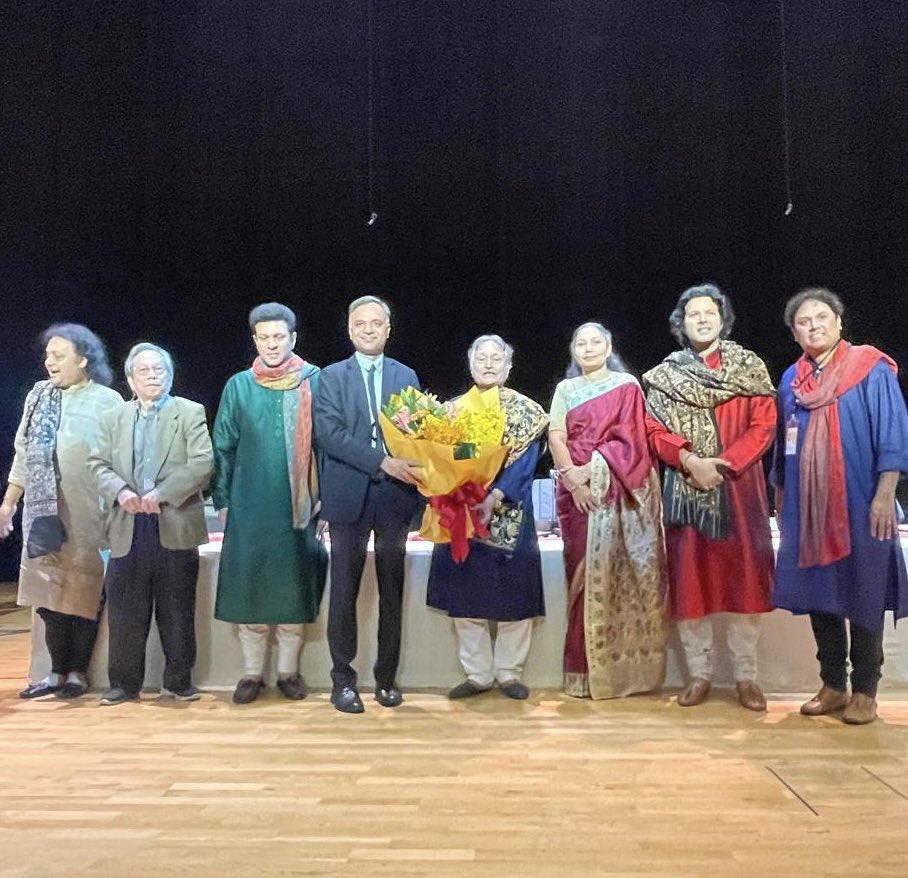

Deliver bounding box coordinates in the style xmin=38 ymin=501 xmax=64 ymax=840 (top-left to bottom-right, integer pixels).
xmin=367 ymin=364 xmax=381 ymax=449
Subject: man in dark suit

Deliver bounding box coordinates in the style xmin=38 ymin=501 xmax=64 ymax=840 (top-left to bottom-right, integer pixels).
xmin=314 ymin=295 xmax=423 ymax=713
xmin=89 ymin=343 xmax=213 ymax=705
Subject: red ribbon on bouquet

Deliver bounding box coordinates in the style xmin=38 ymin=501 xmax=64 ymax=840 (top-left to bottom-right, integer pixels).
xmin=429 ymin=481 xmax=489 ymax=563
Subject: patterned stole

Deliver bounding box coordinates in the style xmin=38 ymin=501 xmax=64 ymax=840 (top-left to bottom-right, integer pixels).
xmin=499 ymin=387 xmax=548 ymax=464
xmin=22 ymin=380 xmax=68 ymax=557
xmin=644 ymin=342 xmax=774 ymax=538
xmin=251 ymin=356 xmax=319 ymax=529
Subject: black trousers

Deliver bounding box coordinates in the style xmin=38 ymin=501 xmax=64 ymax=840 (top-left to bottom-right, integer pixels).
xmin=810 ymin=612 xmax=885 ymax=696
xmin=37 ymin=607 xmax=100 ymax=676
xmin=327 ymin=480 xmax=411 ymax=690
xmin=104 ymin=514 xmax=199 ymax=695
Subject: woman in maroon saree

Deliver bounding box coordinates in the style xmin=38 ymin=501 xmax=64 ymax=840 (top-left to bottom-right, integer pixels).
xmin=549 ymin=323 xmax=668 ymax=698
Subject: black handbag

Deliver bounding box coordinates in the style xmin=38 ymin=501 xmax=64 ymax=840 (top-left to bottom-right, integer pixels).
xmin=26 ymin=514 xmax=67 ymax=558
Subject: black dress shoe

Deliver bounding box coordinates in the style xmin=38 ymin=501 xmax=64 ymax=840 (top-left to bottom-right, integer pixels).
xmin=55 ymin=678 xmax=89 ymax=699
xmin=374 ymin=686 xmax=403 ymax=708
xmin=331 ymin=686 xmax=364 ymax=714
xmin=19 ymin=679 xmax=62 ymax=699
xmin=277 ymin=674 xmax=307 ymax=701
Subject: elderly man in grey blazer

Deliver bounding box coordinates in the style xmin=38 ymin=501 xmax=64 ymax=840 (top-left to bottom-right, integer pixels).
xmin=88 ymin=343 xmax=213 ymax=705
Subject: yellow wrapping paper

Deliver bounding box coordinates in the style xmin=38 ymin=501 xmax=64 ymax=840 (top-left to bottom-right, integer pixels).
xmin=455 ymin=385 xmax=504 ymax=423
xmin=378 ymin=410 xmax=509 ymax=544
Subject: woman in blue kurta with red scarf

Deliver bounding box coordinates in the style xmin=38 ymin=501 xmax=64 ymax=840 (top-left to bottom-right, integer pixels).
xmin=774 ymin=287 xmax=908 ymax=725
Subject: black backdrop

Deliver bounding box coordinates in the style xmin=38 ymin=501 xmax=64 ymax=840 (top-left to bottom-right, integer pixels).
xmin=2 ymin=2 xmax=907 ymax=574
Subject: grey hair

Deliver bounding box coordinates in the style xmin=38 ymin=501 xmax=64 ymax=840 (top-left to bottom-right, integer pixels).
xmin=467 ymin=334 xmax=514 ymax=369
xmin=348 ymin=295 xmax=391 ymax=320
xmin=567 ymin=322 xmax=627 ymax=377
xmin=124 ymin=342 xmax=175 ymax=392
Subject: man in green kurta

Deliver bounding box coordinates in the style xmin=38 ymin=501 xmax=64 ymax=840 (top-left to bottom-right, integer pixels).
xmin=211 ymin=302 xmax=327 ymax=704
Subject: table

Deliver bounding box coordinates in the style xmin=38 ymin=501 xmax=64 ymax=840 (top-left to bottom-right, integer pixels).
xmin=27 ymin=536 xmax=908 ymax=693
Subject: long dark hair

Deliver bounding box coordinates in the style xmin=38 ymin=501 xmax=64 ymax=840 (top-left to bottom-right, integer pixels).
xmin=41 ymin=323 xmax=114 ymax=386
xmin=565 ymin=322 xmax=627 ymax=378
xmin=668 ymin=283 xmax=736 ymax=348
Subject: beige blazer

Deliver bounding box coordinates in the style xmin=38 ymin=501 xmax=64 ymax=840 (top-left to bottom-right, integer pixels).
xmin=88 ymin=396 xmax=214 ymax=558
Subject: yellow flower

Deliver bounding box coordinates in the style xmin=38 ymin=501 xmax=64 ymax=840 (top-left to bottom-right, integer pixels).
xmin=416 ymin=414 xmax=469 ymax=445
xmin=454 ymin=408 xmax=506 ymax=446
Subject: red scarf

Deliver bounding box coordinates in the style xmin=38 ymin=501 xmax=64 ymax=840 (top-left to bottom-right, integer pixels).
xmin=792 ymin=343 xmax=896 ymax=567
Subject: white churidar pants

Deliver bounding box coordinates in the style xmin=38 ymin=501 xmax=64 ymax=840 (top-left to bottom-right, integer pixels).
xmin=237 ymin=623 xmax=304 ymax=678
xmin=677 ymin=613 xmax=762 ymax=682
xmin=453 ymin=617 xmax=533 ymax=688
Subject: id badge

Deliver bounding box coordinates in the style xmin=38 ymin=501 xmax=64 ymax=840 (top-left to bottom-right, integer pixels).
xmin=784 ymin=414 xmax=798 ymax=456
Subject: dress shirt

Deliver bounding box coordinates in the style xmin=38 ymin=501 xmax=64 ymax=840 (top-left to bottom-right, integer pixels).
xmin=133 ymin=394 xmax=171 ymax=493
xmin=354 ymin=352 xmax=384 ymax=449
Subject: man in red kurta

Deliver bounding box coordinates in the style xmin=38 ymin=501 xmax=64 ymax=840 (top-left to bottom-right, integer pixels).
xmin=644 ymin=284 xmax=776 ymax=711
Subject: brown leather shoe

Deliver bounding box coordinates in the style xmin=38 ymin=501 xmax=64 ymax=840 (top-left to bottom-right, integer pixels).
xmin=232 ymin=677 xmax=265 ymax=705
xmin=447 ymin=680 xmax=490 ymax=699
xmin=800 ymin=685 xmax=848 ymax=716
xmin=677 ymin=677 xmax=711 ymax=707
xmin=842 ymin=692 xmax=877 ymax=725
xmin=736 ymin=680 xmax=767 ymax=712
xmin=276 ymin=674 xmax=307 ymax=701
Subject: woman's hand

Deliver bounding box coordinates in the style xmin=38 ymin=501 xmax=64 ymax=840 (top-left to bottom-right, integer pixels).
xmin=869 ymin=481 xmax=898 ymax=542
xmin=0 ymin=502 xmax=15 ymax=539
xmin=0 ymin=487 xmax=23 ymax=539
xmin=561 ymin=462 xmax=591 ymax=493
xmin=571 ymin=483 xmax=599 ymax=515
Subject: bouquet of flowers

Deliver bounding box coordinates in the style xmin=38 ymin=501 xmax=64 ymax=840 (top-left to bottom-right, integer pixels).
xmin=380 ymin=385 xmax=508 ymax=561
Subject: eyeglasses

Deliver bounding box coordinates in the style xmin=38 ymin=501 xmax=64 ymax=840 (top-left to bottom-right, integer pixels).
xmin=133 ymin=366 xmax=168 ymax=378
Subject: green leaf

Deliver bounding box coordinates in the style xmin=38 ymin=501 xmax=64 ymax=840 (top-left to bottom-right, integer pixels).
xmin=453 ymin=442 xmax=477 ymax=460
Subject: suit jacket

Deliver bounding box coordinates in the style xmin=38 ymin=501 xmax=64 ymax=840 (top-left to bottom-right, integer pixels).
xmin=314 ymin=354 xmax=421 ymax=524
xmin=88 ymin=396 xmax=214 ymax=558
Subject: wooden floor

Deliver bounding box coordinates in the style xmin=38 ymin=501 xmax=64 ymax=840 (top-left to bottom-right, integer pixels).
xmin=2 ymin=592 xmax=908 ymax=877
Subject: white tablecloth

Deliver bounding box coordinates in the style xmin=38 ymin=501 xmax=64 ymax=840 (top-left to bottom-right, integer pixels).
xmin=28 ymin=537 xmax=908 ymax=693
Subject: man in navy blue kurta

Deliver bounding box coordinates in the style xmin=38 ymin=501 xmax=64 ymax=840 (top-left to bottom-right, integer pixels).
xmin=426 ymin=335 xmax=548 ymax=700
